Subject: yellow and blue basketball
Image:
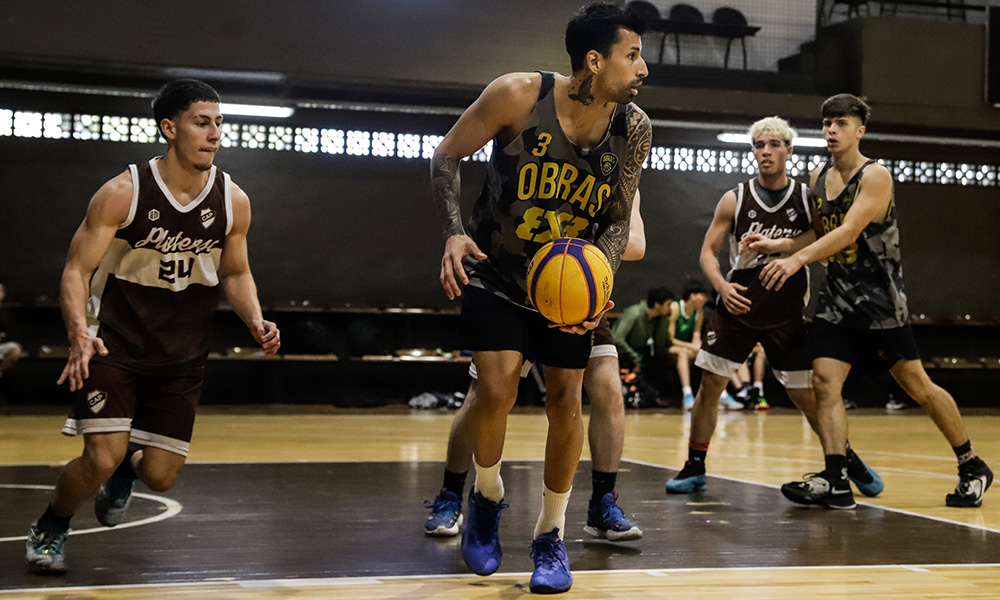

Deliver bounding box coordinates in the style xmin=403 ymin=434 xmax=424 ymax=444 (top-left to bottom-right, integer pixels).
xmin=526 ymin=238 xmax=613 ymax=325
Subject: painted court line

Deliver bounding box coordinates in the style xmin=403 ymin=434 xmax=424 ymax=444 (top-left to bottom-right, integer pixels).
xmin=5 ymin=563 xmax=1000 ymax=595
xmin=0 ymin=484 xmax=181 ymax=543
xmin=623 ymin=457 xmax=1000 ymax=535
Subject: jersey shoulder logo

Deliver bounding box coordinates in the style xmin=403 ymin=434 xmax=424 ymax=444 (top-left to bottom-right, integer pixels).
xmin=201 ymin=208 xmax=216 ymax=229
xmin=600 ymin=152 xmax=618 ymax=176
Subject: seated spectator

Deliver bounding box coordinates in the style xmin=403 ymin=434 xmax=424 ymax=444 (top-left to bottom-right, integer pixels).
xmin=612 ymin=286 xmax=674 ymax=398
xmin=0 ymin=280 xmax=23 ymax=378
xmin=669 ymin=279 xmax=739 ymax=410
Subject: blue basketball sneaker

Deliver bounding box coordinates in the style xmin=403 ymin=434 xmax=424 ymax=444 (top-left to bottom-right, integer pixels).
xmin=461 ymin=489 xmax=506 ymax=576
xmin=666 ymin=460 xmax=707 ymax=494
xmin=529 ymin=528 xmax=572 ymax=594
xmin=583 ymin=492 xmax=642 ymax=541
xmin=94 ymin=473 xmax=136 ymax=527
xmin=846 ymin=448 xmax=884 ymax=497
xmin=25 ymin=524 xmax=68 ymax=574
xmin=682 ymin=393 xmax=695 ymax=411
xmin=423 ymin=488 xmax=463 ymax=537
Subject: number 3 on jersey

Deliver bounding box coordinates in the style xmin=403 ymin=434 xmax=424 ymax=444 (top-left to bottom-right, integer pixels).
xmin=531 ymin=133 xmax=552 ymax=157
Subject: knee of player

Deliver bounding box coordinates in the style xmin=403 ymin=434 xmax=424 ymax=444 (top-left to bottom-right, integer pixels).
xmin=81 ymin=449 xmax=125 ymax=481
xmin=585 ymin=381 xmax=623 ymax=414
xmin=811 ymin=370 xmax=838 ymax=393
xmin=142 ymin=469 xmax=181 ymax=493
xmin=467 ymin=388 xmax=518 ymax=418
xmin=544 ymin=391 xmax=583 ymax=421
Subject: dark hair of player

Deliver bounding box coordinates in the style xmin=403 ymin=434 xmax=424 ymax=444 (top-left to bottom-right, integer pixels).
xmin=565 ymin=2 xmax=649 ymax=72
xmin=822 ymin=93 xmax=871 ymax=127
xmin=152 ymin=79 xmax=221 ymax=139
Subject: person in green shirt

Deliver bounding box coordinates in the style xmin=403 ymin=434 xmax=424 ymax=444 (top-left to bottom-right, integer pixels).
xmin=668 ymin=280 xmax=716 ymax=410
xmin=611 ymin=287 xmax=674 ymax=371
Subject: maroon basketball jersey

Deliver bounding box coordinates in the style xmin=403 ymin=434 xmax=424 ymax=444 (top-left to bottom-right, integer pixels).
xmin=88 ymin=158 xmax=231 ymax=373
xmin=724 ymin=178 xmax=813 ymax=329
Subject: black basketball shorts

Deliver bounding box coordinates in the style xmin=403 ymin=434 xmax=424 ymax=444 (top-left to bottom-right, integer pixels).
xmin=462 ymin=285 xmax=592 ymax=370
xmin=62 ymin=360 xmax=204 ymax=456
xmin=468 ymin=316 xmax=615 ymax=379
xmin=695 ymin=307 xmax=813 ymax=389
xmin=809 ymin=318 xmax=920 ymax=375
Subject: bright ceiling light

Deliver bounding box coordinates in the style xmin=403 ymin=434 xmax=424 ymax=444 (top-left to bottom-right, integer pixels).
xmin=716 ymin=132 xmax=827 ymax=147
xmin=220 ymin=103 xmax=294 ymax=118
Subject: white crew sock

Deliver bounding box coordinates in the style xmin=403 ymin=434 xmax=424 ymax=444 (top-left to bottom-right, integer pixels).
xmin=533 ymin=484 xmax=572 ymax=539
xmin=682 ymin=386 xmax=693 ymax=397
xmin=473 ymin=457 xmax=504 ymax=502
xmin=754 ymin=382 xmax=764 ymax=394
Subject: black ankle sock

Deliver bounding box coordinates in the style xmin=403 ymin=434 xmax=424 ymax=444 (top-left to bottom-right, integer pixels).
xmin=36 ymin=504 xmax=71 ymax=533
xmin=688 ymin=446 xmax=708 ymax=469
xmin=591 ymin=470 xmax=617 ymax=504
xmin=953 ymin=440 xmax=975 ymax=464
xmin=824 ymin=454 xmax=848 ymax=482
xmin=115 ymin=447 xmax=140 ymax=481
xmin=442 ymin=469 xmax=468 ymax=498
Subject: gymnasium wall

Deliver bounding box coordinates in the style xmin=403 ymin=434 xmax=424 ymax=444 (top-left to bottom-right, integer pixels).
xmin=0 ymin=135 xmax=997 ymax=318
xmin=3 ymin=1 xmax=1000 ymax=132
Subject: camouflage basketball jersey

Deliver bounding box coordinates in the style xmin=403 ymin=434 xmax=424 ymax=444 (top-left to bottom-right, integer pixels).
xmin=88 ymin=158 xmax=231 ymax=372
xmin=813 ymin=159 xmax=909 ymax=329
xmin=725 ymin=178 xmax=813 ymax=329
xmin=464 ymin=71 xmax=631 ymax=308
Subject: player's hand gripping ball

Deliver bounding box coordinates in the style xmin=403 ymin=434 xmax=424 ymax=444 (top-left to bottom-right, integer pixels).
xmin=526 ymin=238 xmax=613 ymax=325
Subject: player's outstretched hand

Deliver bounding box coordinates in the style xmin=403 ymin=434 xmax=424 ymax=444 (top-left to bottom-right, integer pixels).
xmin=252 ymin=319 xmax=281 ymax=355
xmin=57 ymin=333 xmax=108 ymax=392
xmin=721 ymin=281 xmax=752 ymax=315
xmin=759 ymin=256 xmax=804 ymax=291
xmin=552 ymin=300 xmax=615 ymax=335
xmin=440 ymin=234 xmax=487 ymax=300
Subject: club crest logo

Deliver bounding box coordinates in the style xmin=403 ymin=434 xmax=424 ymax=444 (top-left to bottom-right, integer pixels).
xmin=600 ymin=153 xmax=618 ymax=176
xmin=148 ymin=209 xmax=160 ymax=221
xmin=786 ymin=207 xmax=798 ymax=220
xmin=87 ymin=390 xmax=108 ymax=414
xmin=748 ymin=209 xmax=757 ymax=219
xmin=200 ymin=208 xmax=216 ymax=229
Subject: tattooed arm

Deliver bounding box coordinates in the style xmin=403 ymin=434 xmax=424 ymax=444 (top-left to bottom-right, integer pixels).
xmin=556 ymin=108 xmax=652 ymax=335
xmin=596 ymin=105 xmax=651 ymax=273
xmin=432 ymin=73 xmax=540 ymax=299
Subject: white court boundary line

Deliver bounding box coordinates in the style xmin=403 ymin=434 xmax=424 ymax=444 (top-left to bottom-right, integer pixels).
xmin=622 ymin=457 xmax=1000 ymax=535
xmin=0 ymin=484 xmax=182 ymax=542
xmin=3 ymin=459 xmax=994 ymax=534
xmin=4 ymin=562 xmax=1000 ymax=595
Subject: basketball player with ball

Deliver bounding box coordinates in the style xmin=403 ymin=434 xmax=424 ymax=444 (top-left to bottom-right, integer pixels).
xmin=423 ymin=194 xmax=646 ymax=547
xmin=430 ymin=3 xmax=650 ymax=593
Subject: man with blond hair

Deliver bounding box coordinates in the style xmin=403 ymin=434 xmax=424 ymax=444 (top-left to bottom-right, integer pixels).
xmin=666 ymin=116 xmax=881 ymax=505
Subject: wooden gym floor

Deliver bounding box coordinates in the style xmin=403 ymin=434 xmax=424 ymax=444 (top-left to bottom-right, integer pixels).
xmin=1 ymin=405 xmax=999 ymax=599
